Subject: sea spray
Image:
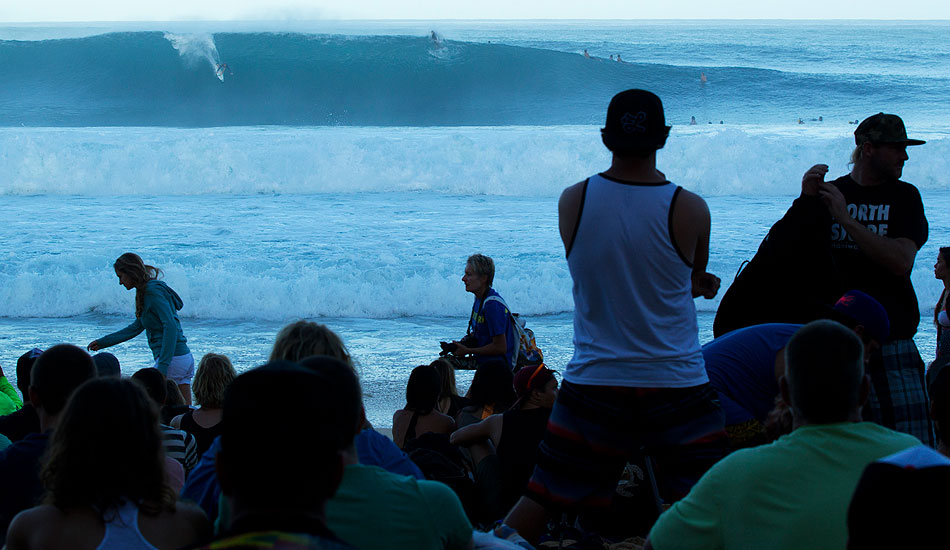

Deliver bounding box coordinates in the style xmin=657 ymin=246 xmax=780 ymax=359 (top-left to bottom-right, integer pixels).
xmin=163 ymin=32 xmax=222 ymax=78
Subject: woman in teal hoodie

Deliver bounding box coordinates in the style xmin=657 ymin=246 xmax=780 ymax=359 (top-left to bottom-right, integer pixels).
xmin=88 ymin=253 xmax=195 ymax=405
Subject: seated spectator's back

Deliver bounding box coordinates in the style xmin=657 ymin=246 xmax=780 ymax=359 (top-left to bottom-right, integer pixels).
xmin=646 ymin=321 xmax=921 ymax=550
xmin=0 ymin=344 xmax=97 ymax=546
xmin=199 ymin=360 xmax=353 ymax=549
xmin=5 ymin=378 xmax=209 ymax=549
xmin=392 ymin=365 xmax=456 ymax=449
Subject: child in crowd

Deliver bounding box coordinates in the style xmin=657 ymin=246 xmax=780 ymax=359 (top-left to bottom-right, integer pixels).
xmin=171 ymin=353 xmax=235 ymax=457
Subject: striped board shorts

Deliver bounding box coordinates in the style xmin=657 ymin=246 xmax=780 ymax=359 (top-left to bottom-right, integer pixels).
xmin=524 ymin=380 xmax=729 ymax=511
xmin=864 ymin=338 xmax=934 ymax=447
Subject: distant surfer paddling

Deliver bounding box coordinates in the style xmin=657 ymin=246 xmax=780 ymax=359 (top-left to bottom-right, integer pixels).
xmin=215 ymin=63 xmax=233 ymax=82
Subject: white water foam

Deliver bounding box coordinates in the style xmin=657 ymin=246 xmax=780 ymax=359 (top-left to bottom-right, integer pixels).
xmin=2 ymin=125 xmax=948 ymax=197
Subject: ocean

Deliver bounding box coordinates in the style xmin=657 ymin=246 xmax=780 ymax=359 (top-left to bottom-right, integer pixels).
xmin=1 ymin=20 xmax=947 ymax=426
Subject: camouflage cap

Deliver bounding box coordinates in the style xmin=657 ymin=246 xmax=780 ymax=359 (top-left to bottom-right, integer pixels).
xmin=854 ymin=113 xmax=926 ymax=146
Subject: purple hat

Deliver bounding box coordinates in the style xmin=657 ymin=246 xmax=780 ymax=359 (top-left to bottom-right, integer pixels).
xmin=833 ymin=290 xmax=889 ymax=343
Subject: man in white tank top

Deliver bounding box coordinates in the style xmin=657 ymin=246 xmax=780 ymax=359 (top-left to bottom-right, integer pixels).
xmin=497 ymin=90 xmax=729 ymax=545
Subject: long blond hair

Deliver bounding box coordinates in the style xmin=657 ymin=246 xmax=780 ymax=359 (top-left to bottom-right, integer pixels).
xmin=113 ymin=253 xmax=162 ymax=318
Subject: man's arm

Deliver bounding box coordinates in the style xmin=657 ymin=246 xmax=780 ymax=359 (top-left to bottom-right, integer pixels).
xmin=818 ymin=181 xmax=918 ymax=275
xmin=671 ymin=188 xmax=720 ymax=299
xmin=454 ymin=333 xmax=506 ymax=357
xmin=558 ymin=180 xmax=588 ymax=257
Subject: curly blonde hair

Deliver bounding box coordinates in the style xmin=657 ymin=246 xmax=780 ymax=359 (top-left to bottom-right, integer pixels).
xmin=270 ymin=320 xmax=353 ymax=367
xmin=192 ymin=353 xmax=236 ymax=408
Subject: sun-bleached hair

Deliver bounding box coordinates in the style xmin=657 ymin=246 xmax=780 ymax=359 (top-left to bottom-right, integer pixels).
xmin=467 ymin=254 xmax=495 ymax=288
xmin=270 ymin=320 xmax=353 ymax=368
xmin=193 ymin=353 xmax=236 ymax=408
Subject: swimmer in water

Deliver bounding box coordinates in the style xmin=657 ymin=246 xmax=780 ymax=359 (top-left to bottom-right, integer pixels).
xmin=609 ymin=55 xmax=614 ymax=61
xmin=701 ymin=72 xmax=707 ymax=83
xmin=583 ymin=49 xmax=590 ymax=59
xmin=690 ymin=116 xmax=697 ymax=125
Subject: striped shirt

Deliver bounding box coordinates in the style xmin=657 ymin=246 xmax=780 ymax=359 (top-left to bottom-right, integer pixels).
xmin=161 ymin=424 xmax=198 ymax=473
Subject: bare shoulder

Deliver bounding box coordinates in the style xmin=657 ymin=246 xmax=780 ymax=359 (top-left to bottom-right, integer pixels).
xmin=8 ymin=505 xmax=65 ymax=543
xmin=558 ymin=180 xmax=588 ymax=212
xmin=140 ymin=503 xmax=211 ymax=548
xmin=7 ymin=506 xmax=96 ymax=549
xmin=673 ymin=187 xmax=709 ymax=216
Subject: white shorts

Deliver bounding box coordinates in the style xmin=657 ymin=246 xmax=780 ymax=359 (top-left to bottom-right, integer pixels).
xmin=158 ymin=353 xmax=196 ymax=385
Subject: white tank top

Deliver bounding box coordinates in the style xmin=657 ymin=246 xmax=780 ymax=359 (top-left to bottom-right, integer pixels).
xmin=96 ymin=501 xmax=159 ymax=550
xmin=565 ymin=173 xmax=707 ymax=387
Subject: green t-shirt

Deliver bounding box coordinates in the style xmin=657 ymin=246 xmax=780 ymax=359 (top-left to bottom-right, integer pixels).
xmin=327 ymin=464 xmax=472 ymax=550
xmin=649 ymin=422 xmax=920 ymax=550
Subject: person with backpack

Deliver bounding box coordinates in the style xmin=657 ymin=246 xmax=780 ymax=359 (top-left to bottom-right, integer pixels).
xmin=451 ymin=254 xmax=517 ymax=368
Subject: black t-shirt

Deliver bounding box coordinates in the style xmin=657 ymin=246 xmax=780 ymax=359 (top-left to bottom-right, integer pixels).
xmin=829 ymin=175 xmax=928 ymax=339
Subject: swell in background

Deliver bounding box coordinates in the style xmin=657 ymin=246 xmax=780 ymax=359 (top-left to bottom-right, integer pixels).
xmin=2 ymin=30 xmax=949 ymax=127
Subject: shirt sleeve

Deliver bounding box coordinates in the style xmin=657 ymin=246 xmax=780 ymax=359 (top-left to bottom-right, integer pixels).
xmin=355 ymin=429 xmax=425 ymax=480
xmin=419 ymin=480 xmax=473 ymax=550
xmin=96 ymin=317 xmax=145 ymax=348
xmin=648 ymin=466 xmax=725 ymax=550
xmin=483 ymin=298 xmax=510 ymax=338
xmin=887 ymin=185 xmax=928 ymax=249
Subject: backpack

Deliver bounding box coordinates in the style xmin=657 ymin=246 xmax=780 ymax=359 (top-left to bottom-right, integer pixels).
xmin=481 ymin=295 xmax=544 ymax=371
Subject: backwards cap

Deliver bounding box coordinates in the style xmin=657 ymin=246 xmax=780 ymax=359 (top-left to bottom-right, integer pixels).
xmin=601 ymin=89 xmax=671 ymax=150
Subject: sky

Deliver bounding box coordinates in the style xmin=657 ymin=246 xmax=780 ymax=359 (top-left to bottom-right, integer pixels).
xmin=2 ymin=0 xmax=947 ymax=22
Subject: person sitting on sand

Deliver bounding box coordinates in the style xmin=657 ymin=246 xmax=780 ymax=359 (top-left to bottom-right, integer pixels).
xmin=309 ymin=356 xmax=474 ymax=550
xmin=645 ymin=321 xmax=921 ymax=550
xmin=0 ymin=349 xmax=42 ymax=444
xmin=0 ymin=344 xmax=97 ymax=547
xmin=433 ymin=358 xmax=469 ymax=418
xmin=171 ymin=353 xmax=234 ymax=457
xmin=393 ymin=365 xmax=456 ymax=449
xmin=132 ymin=367 xmax=199 ymax=474
xmin=455 ymin=361 xmax=516 ymax=429
xmin=929 ymin=360 xmax=950 ymax=458
xmin=181 ymin=321 xmax=422 ymax=524
xmin=704 ymin=290 xmax=890 ymax=448
xmin=6 ymin=378 xmax=210 ymax=550
xmin=451 ymin=364 xmax=558 ymax=521
xmin=846 ymin=444 xmax=950 ymax=549
xmin=196 ymin=361 xmax=352 ymax=550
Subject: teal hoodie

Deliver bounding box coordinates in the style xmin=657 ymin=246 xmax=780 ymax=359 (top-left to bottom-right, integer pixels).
xmin=98 ymin=280 xmax=190 ymax=375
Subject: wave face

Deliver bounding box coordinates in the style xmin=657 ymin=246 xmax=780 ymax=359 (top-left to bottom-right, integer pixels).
xmin=2 ymin=31 xmax=949 ymax=127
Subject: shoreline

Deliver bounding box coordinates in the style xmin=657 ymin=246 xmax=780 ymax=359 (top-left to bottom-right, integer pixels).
xmin=0 ymin=312 xmax=939 ymax=429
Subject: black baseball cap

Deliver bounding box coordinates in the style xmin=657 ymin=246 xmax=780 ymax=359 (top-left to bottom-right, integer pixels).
xmin=601 ymin=89 xmax=671 ymax=150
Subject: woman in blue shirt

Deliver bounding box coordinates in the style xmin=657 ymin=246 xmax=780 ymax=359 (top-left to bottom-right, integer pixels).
xmin=88 ymin=253 xmax=194 ymax=405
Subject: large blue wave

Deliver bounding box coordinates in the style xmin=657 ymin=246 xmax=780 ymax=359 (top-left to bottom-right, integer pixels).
xmin=1 ymin=31 xmax=946 ymax=127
